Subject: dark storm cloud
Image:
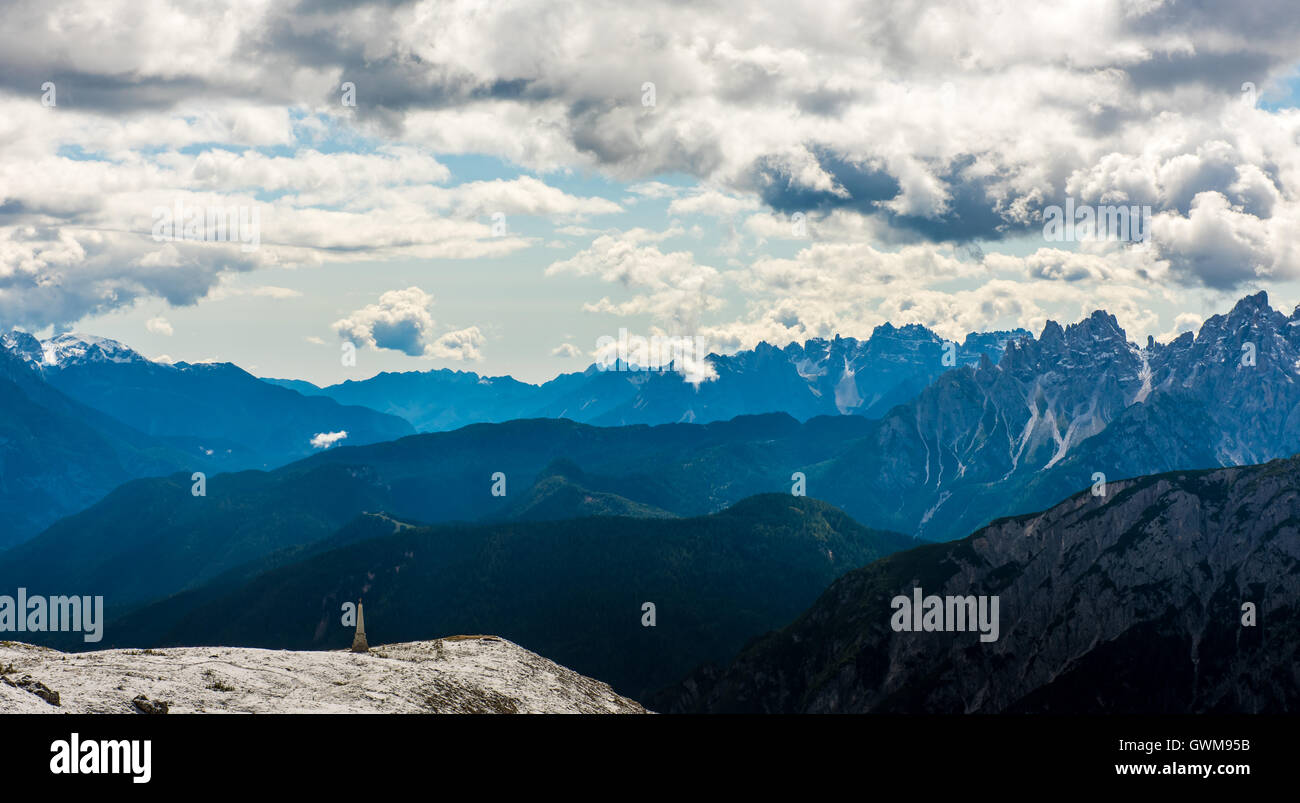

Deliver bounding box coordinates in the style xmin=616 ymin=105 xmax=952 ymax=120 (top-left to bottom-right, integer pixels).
xmin=885 ymin=163 xmax=1025 ymax=244
xmin=1124 ymin=50 xmax=1275 ymax=94
xmin=796 ymin=86 xmax=864 ymax=117
xmin=753 ymin=147 xmax=900 ymax=214
xmin=1126 ymin=0 xmax=1300 ymax=40
xmin=292 ymin=0 xmax=418 ymax=12
xmin=0 ymin=67 xmax=213 ymax=112
xmin=4 ymin=0 xmax=1300 ymax=303
xmin=249 ymin=14 xmax=544 ymax=115
xmin=753 ymin=149 xmax=1026 ymax=244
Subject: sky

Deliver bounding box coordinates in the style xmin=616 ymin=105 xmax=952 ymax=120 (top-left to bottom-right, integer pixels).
xmin=4 ymin=0 xmax=1300 ymax=385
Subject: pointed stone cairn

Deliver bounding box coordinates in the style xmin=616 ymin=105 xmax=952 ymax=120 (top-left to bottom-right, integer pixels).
xmin=351 ymin=600 xmax=369 ymax=653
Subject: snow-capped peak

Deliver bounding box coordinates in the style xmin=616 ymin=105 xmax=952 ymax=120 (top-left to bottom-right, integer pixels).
xmin=38 ymin=333 xmax=146 ymax=368
xmin=0 ymin=331 xmax=45 ymax=366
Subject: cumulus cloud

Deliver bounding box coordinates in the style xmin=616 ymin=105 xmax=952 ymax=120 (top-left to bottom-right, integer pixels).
xmin=551 ymin=342 xmax=582 ymax=358
xmin=332 ymin=287 xmax=483 ymax=360
xmin=1151 ymin=191 xmax=1291 ymax=289
xmin=0 ymin=109 xmax=617 ymax=329
xmin=667 ymin=190 xmax=760 ymax=219
xmin=0 ymin=225 xmax=270 ymax=330
xmin=310 ymin=431 xmax=348 ymax=449
xmin=545 ymin=231 xmax=724 ymax=330
xmin=1159 ymin=311 xmax=1204 ymax=343
xmin=5 ymin=0 xmax=1300 ymax=341
xmin=426 ymin=326 xmax=485 ymax=361
xmin=146 ymin=316 xmax=173 ymax=336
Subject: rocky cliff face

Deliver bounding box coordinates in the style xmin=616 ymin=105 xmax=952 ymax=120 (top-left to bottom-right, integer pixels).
xmin=1146 ymin=291 xmax=1300 ymax=466
xmin=667 ymin=457 xmax=1300 ymax=714
xmin=813 ymin=291 xmax=1300 ymax=541
xmin=0 ymin=636 xmax=647 ymax=714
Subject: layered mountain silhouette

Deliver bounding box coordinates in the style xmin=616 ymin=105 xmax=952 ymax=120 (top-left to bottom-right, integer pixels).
xmin=0 ymin=414 xmax=827 ymax=605
xmin=662 ymin=456 xmax=1300 ymax=713
xmin=490 ymin=459 xmax=677 ymax=521
xmin=0 ymin=322 xmax=1014 ymax=546
xmin=0 ymin=331 xmax=412 ymax=545
xmin=74 ymin=495 xmax=913 ymax=700
xmin=5 ymin=291 xmax=1300 ymax=606
xmin=4 ymin=331 xmax=414 ymax=468
xmin=3 ymin=292 xmax=1297 ymax=714
xmin=268 ymin=325 xmax=1029 ymax=430
xmin=0 ymin=341 xmax=203 ymax=545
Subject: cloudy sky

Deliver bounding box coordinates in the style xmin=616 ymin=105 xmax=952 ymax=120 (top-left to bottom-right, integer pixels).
xmin=4 ymin=0 xmax=1300 ymax=384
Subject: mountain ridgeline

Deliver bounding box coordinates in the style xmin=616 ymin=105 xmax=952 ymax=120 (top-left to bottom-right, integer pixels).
xmin=0 ymin=321 xmax=1014 ymax=548
xmin=0 ymin=331 xmax=413 ymax=546
xmin=3 ymin=292 xmax=1299 ymax=714
xmin=3 ymin=331 xmax=415 ymax=469
xmin=267 ymin=325 xmax=1029 ymax=431
xmin=0 ymin=340 xmax=203 ymax=544
xmin=93 ymin=495 xmax=914 ymax=701
xmin=9 ymin=293 xmax=1300 ymax=611
xmin=662 ymin=457 xmax=1300 ymax=713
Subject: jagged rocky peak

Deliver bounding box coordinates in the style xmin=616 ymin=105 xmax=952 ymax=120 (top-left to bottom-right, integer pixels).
xmin=869 ymin=321 xmax=939 ymax=342
xmin=1185 ymin=292 xmax=1296 ymax=370
xmin=0 ymin=330 xmax=44 ymax=365
xmin=1038 ymin=319 xmax=1066 ymax=349
xmin=1069 ymin=309 xmax=1127 ymax=342
xmin=1001 ymin=310 xmax=1138 ymax=378
xmin=962 ymin=328 xmax=1033 ymax=353
xmin=1199 ymin=291 xmax=1283 ymax=338
xmin=1230 ymin=291 xmax=1289 ymax=330
xmin=1232 ymin=289 xmax=1271 ymax=314
xmin=1156 ymin=330 xmax=1196 ymax=360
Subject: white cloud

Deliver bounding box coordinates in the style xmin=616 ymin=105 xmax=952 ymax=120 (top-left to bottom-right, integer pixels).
xmin=426 ymin=326 xmax=485 ymax=362
xmin=627 ymin=182 xmax=683 ymax=199
xmin=146 ymin=316 xmax=174 ymax=336
xmin=1159 ymin=312 xmax=1204 ymax=343
xmin=333 ymin=287 xmax=483 ymax=361
xmin=310 ymin=431 xmax=348 ymax=449
xmin=545 ymin=231 xmax=724 ymax=330
xmin=667 ymin=190 xmax=760 ymax=219
xmin=4 ymin=0 xmax=1300 ymax=344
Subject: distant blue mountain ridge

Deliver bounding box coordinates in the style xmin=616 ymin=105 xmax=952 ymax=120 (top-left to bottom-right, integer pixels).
xmin=7 ymin=291 xmax=1299 ymax=553
xmin=263 ymin=324 xmax=1033 ymax=431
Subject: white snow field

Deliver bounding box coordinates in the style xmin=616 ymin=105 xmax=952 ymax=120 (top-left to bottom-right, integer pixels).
xmin=0 ymin=637 xmax=648 ymax=714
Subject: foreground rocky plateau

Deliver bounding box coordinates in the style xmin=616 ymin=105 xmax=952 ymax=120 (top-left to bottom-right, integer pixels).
xmin=0 ymin=636 xmax=648 ymax=714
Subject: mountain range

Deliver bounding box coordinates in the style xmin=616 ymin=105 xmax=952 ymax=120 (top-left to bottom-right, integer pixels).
xmin=0 ymin=331 xmax=414 ymax=545
xmin=0 ymin=322 xmax=1018 ymax=547
xmin=0 ymin=340 xmax=201 ymax=544
xmin=3 ymin=330 xmax=415 ymax=469
xmin=662 ymin=455 xmax=1300 ymax=713
xmin=2 ymin=291 xmax=1297 ymax=713
xmin=6 ymin=292 xmax=1300 ymax=604
xmin=94 ymin=494 xmax=913 ymax=700
xmin=267 ymin=325 xmax=1029 ymax=431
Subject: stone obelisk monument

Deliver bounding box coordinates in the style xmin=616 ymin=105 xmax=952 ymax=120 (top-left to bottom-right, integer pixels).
xmin=351 ymin=600 xmax=369 ymax=653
